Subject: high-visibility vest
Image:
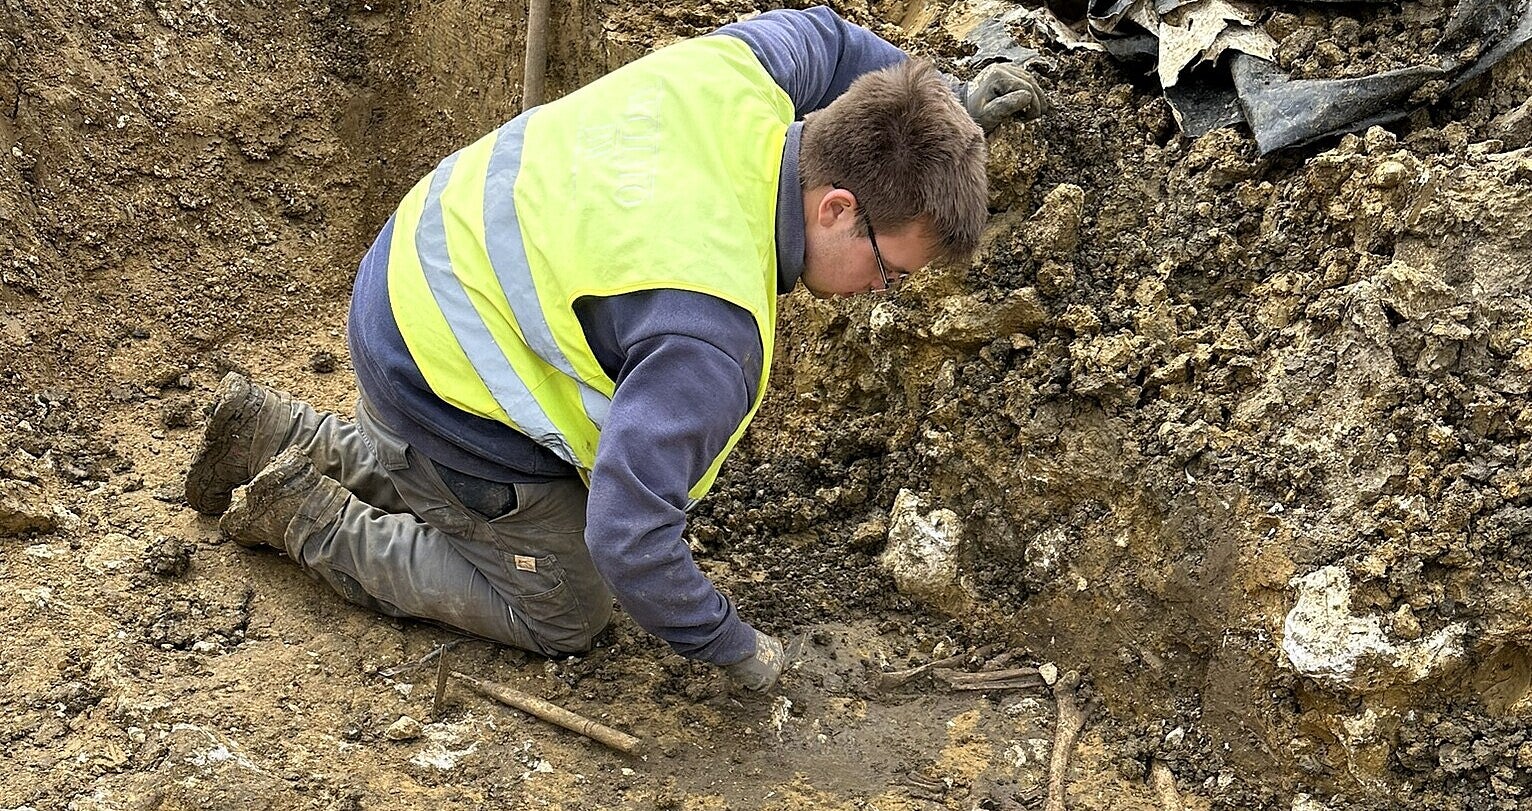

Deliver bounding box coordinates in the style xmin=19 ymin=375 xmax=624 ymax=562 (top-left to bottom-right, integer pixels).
xmin=385 ymin=35 xmax=792 ymax=500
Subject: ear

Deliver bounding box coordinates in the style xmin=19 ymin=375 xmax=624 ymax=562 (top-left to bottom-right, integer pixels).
xmin=815 ymin=185 xmax=857 ymax=229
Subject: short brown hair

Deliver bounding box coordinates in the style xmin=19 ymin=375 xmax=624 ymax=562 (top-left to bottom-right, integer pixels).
xmin=800 ymin=59 xmax=988 ymax=263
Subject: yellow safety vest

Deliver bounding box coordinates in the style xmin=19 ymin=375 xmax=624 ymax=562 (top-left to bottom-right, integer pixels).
xmin=385 ymin=35 xmax=792 ymax=499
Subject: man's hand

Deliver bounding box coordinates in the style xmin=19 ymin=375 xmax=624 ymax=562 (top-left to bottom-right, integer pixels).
xmin=724 ymin=630 xmax=785 ymax=691
xmin=965 ymin=62 xmax=1050 ymax=132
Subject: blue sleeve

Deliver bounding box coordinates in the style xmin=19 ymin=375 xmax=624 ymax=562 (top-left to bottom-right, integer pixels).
xmin=578 ymin=294 xmax=763 ymax=665
xmin=712 ymin=7 xmax=908 ymax=118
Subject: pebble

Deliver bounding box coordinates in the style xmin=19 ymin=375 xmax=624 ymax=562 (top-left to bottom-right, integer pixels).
xmin=1369 ymin=161 xmax=1409 ymax=189
xmin=385 ymin=715 xmax=422 ymax=741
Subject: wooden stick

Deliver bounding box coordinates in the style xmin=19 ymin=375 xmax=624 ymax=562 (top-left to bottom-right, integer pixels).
xmin=452 ymin=671 xmax=646 ymax=756
xmin=377 ymin=638 xmax=466 ymax=678
xmin=874 ymin=643 xmax=1005 ymax=690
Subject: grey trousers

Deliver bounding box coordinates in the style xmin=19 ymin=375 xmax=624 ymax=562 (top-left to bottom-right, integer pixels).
xmin=271 ymin=395 xmax=614 ymax=656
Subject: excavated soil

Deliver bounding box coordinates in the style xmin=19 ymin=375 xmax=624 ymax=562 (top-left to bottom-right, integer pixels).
xmin=1271 ymin=0 xmax=1461 ymax=80
xmin=3 ymin=1 xmax=1531 ymax=810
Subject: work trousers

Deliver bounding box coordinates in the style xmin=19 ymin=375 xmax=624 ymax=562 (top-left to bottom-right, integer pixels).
xmin=267 ymin=394 xmax=614 ymax=656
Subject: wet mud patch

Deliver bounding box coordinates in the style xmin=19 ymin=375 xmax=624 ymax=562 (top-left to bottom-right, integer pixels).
xmin=627 ymin=621 xmax=1076 ymax=808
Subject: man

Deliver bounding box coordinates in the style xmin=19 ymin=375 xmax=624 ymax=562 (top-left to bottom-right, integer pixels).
xmin=185 ymin=7 xmax=1046 ymax=691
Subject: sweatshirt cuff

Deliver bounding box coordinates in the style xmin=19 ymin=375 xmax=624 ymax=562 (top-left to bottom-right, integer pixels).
xmin=695 ymin=617 xmax=760 ymax=666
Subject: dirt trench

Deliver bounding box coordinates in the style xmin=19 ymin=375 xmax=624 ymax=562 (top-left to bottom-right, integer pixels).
xmin=2 ymin=1 xmax=1531 ymax=810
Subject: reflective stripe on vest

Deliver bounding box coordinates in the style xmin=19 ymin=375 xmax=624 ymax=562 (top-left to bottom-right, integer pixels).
xmin=389 ymin=35 xmax=792 ymax=498
xmin=479 ymin=116 xmax=614 ymax=431
xmin=416 ymin=152 xmax=565 ymax=459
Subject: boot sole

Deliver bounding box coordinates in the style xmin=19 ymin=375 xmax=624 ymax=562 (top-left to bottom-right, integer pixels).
xmin=221 ymin=447 xmax=317 ymax=549
xmin=185 ymin=372 xmax=263 ymax=515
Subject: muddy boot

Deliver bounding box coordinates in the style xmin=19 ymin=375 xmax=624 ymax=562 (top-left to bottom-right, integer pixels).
xmin=221 ymin=447 xmax=327 ymax=550
xmin=185 ymin=372 xmax=294 ymax=515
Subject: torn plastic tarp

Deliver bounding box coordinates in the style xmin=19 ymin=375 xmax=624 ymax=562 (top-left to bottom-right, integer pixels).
xmin=1154 ymin=0 xmax=1272 ymax=88
xmin=1234 ymin=0 xmax=1532 ymax=152
xmin=1230 ymin=58 xmax=1447 ymax=152
xmin=957 ymin=2 xmax=1043 ymax=68
xmin=1024 ymin=0 xmax=1532 ymax=153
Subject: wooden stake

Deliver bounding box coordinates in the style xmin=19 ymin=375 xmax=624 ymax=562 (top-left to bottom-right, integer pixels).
xmin=930 ymin=666 xmax=1044 ymax=691
xmin=452 ymin=671 xmax=646 ymax=756
xmin=431 ymin=649 xmax=450 ymax=720
xmin=522 ymin=0 xmax=551 ymax=111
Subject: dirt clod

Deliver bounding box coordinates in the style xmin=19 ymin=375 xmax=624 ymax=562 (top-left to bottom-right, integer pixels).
xmin=142 ymin=535 xmax=195 ymax=577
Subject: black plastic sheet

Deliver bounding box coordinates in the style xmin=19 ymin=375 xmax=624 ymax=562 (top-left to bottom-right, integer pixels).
xmin=962 ymin=11 xmax=1042 ymax=68
xmin=1232 ymin=0 xmax=1532 ymax=152
xmin=1232 ymin=58 xmax=1447 ymax=152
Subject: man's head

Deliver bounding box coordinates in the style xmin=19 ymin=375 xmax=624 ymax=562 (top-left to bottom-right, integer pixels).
xmin=798 ymin=58 xmax=988 ymax=298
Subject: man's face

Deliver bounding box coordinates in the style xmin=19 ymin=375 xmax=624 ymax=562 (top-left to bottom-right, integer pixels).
xmin=801 ymin=186 xmax=937 ymax=299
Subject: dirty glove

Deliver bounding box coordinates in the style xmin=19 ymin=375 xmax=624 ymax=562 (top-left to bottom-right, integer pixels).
xmin=724 ymin=630 xmax=785 ymax=691
xmin=965 ymin=62 xmax=1049 ymax=132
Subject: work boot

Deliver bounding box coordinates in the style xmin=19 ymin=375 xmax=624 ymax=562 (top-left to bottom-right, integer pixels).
xmin=221 ymin=447 xmax=324 ymax=550
xmin=185 ymin=372 xmax=294 ymax=515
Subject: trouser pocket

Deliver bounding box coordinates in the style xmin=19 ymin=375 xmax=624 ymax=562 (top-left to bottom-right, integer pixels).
xmin=501 ymin=552 xmax=600 ymax=655
xmin=354 ymin=397 xmax=410 ymax=472
xmin=351 ymin=400 xmax=608 ymax=653
xmin=485 ymin=479 xmax=610 ymax=654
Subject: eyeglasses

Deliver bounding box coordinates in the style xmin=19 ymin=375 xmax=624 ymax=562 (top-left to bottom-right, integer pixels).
xmin=862 ymin=208 xmax=894 ymax=292
xmin=835 ymin=183 xmax=903 ymax=292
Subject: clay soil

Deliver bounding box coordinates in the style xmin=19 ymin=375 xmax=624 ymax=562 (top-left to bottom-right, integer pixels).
xmin=3 ymin=1 xmax=1532 ymax=810
xmin=1271 ymin=0 xmax=1461 ymax=80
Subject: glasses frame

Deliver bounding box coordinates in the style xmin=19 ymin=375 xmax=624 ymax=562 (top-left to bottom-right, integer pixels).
xmin=834 ymin=183 xmax=897 ymax=292
xmin=861 ymin=208 xmax=893 ymax=292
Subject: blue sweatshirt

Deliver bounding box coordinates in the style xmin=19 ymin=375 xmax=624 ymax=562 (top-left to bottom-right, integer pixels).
xmin=348 ymin=8 xmax=907 ymax=665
